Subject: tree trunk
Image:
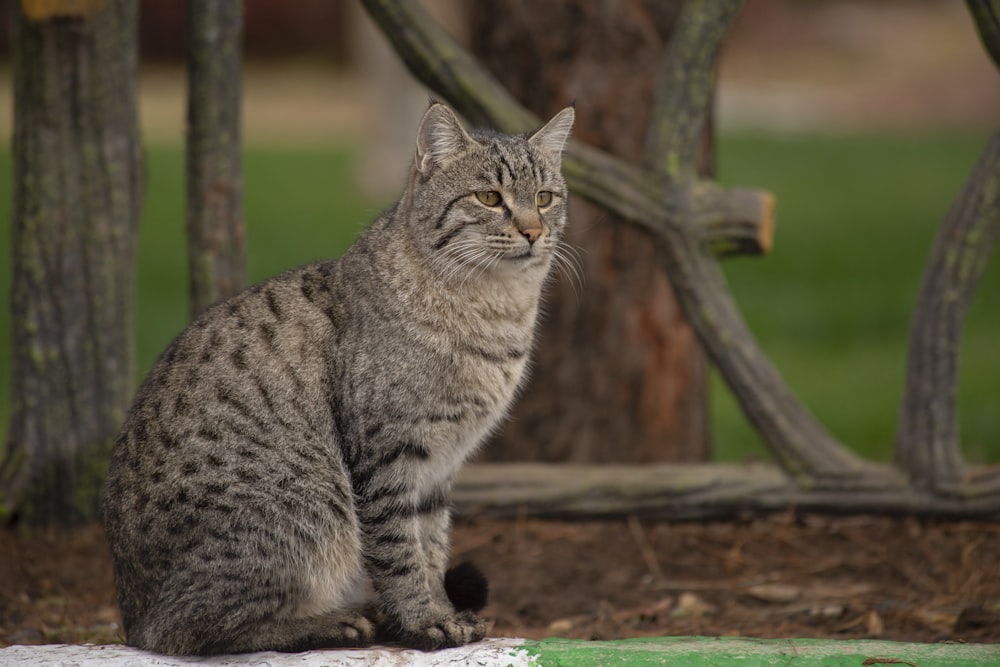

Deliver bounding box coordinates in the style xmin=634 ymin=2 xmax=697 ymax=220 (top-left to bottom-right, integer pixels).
xmin=470 ymin=0 xmax=710 ymax=462
xmin=2 ymin=0 xmax=142 ymax=526
xmin=186 ymin=0 xmax=246 ymax=318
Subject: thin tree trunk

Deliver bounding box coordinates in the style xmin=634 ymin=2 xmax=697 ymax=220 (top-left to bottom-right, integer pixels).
xmin=186 ymin=0 xmax=245 ymax=318
xmin=471 ymin=0 xmax=711 ymax=463
xmin=2 ymin=0 xmax=142 ymax=525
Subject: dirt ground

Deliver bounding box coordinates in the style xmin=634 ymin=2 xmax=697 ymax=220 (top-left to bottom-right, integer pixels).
xmin=2 ymin=515 xmax=998 ymax=648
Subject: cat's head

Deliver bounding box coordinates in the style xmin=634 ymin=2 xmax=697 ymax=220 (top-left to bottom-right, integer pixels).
xmin=407 ymin=103 xmax=574 ymax=284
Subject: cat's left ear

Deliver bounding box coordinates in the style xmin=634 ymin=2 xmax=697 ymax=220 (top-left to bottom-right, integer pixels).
xmin=529 ymin=106 xmax=575 ymax=163
xmin=415 ymin=103 xmax=473 ymax=175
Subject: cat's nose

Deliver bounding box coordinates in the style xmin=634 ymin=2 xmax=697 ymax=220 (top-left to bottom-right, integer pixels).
xmin=516 ymin=217 xmax=543 ymax=244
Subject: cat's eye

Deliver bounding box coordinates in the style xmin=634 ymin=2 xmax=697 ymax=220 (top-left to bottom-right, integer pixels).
xmin=475 ymin=191 xmax=501 ymax=207
xmin=536 ymin=191 xmax=554 ymax=208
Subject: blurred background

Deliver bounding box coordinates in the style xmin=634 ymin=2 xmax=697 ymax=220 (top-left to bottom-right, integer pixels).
xmin=0 ymin=0 xmax=998 ymax=464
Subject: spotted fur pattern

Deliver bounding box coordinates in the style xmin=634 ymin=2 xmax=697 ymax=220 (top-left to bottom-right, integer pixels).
xmin=101 ymin=104 xmax=574 ymax=655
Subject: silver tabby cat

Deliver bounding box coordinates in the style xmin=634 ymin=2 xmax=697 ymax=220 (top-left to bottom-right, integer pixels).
xmin=102 ymin=103 xmax=574 ymax=655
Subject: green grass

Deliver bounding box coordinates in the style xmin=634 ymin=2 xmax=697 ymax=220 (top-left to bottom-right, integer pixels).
xmin=711 ymin=131 xmax=999 ymax=464
xmin=132 ymin=145 xmax=387 ymax=373
xmin=1 ymin=132 xmax=997 ymax=465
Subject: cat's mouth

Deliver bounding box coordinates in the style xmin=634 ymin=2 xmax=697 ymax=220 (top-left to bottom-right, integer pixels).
xmin=506 ymin=248 xmax=544 ymax=262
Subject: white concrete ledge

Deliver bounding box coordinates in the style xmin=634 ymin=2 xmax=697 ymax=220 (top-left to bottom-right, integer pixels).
xmin=0 ymin=639 xmax=533 ymax=667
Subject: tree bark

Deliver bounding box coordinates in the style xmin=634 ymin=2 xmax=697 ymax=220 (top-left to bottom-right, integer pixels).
xmin=470 ymin=0 xmax=710 ymax=463
xmin=186 ymin=0 xmax=246 ymax=318
xmin=2 ymin=0 xmax=142 ymax=525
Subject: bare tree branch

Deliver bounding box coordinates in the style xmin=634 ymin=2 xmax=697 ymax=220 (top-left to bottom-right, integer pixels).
xmin=360 ymin=0 xmax=535 ymax=132
xmin=644 ymin=0 xmax=744 ymax=180
xmin=896 ymin=131 xmax=1000 ymax=491
xmin=455 ymin=463 xmax=1000 ymax=520
xmin=967 ymin=0 xmax=1000 ymax=70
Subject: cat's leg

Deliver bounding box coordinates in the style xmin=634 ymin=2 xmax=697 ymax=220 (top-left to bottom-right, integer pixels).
xmin=419 ymin=502 xmax=492 ymax=626
xmin=127 ymin=471 xmax=372 ymax=655
xmin=357 ymin=479 xmax=487 ymax=650
xmin=419 ymin=488 xmax=490 ymax=614
xmin=418 ymin=491 xmax=453 ymax=598
xmin=212 ymin=608 xmax=376 ymax=654
xmin=128 ymin=536 xmax=376 ymax=656
xmin=131 ymin=583 xmax=375 ymax=655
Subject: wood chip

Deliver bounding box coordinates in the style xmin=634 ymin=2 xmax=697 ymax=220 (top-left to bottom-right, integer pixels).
xmin=745 ymin=583 xmax=802 ymax=603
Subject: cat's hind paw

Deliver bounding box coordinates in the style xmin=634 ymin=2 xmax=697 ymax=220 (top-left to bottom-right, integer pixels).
xmin=333 ymin=610 xmax=377 ymax=646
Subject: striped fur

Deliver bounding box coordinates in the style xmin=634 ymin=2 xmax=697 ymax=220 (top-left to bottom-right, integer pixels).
xmin=102 ymin=104 xmax=574 ymax=655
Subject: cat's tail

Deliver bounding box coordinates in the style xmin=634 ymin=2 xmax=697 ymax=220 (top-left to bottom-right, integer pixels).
xmin=444 ymin=561 xmax=489 ymax=613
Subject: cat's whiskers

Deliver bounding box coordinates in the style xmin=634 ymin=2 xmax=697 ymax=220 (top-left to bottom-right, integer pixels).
xmin=460 ymin=245 xmax=504 ymax=289
xmin=436 ymin=237 xmax=502 ymax=286
xmin=551 ymin=240 xmax=585 ymax=300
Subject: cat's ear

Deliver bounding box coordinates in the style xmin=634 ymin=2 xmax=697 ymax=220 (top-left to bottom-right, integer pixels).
xmin=415 ymin=103 xmax=472 ymax=175
xmin=529 ymin=106 xmax=575 ymax=163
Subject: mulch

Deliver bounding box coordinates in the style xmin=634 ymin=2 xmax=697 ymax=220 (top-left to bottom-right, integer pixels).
xmin=2 ymin=514 xmax=998 ymax=648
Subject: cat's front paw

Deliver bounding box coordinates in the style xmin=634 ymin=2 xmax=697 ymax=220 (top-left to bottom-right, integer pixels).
xmin=400 ymin=610 xmax=490 ymax=651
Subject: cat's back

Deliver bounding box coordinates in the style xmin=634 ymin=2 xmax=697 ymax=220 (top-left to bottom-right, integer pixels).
xmin=120 ymin=259 xmax=341 ymax=446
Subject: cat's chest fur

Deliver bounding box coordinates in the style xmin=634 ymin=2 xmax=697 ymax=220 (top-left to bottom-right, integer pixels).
xmin=328 ymin=234 xmax=544 ymax=493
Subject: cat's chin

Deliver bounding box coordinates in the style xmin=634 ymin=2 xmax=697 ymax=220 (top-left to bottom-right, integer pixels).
xmin=500 ymin=251 xmax=550 ymax=269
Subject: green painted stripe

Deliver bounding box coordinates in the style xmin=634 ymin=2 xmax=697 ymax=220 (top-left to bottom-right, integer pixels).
xmin=519 ymin=636 xmax=999 ymax=666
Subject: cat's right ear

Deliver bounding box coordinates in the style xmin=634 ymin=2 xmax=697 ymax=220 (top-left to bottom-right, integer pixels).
xmin=415 ymin=103 xmax=471 ymax=176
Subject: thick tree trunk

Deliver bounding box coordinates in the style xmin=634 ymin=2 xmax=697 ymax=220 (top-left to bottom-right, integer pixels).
xmin=186 ymin=0 xmax=246 ymax=318
xmin=471 ymin=0 xmax=711 ymax=463
xmin=2 ymin=0 xmax=142 ymax=525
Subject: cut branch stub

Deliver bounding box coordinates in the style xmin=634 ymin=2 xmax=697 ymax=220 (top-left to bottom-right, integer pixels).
xmin=896 ymin=130 xmax=1000 ymax=492
xmin=691 ymin=184 xmax=775 ymax=257
xmin=559 ymin=147 xmax=775 ymax=257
